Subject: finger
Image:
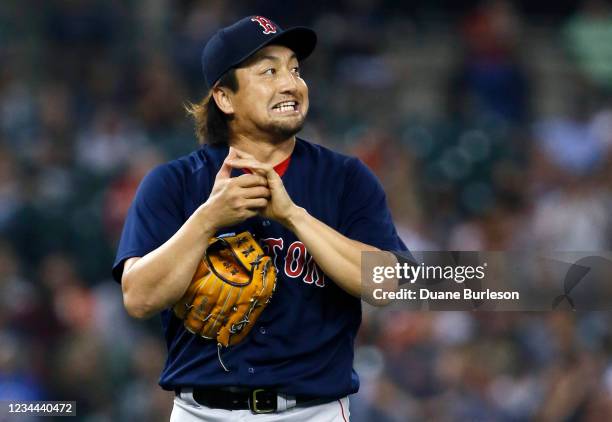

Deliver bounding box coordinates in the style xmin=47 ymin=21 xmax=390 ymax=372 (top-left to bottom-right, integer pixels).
xmin=226 ymin=158 xmax=273 ymax=177
xmin=234 ymin=173 xmax=268 ymax=188
xmin=264 ymin=166 xmax=283 ymax=184
xmin=256 ymin=161 xmax=283 ymax=187
xmin=244 ymin=198 xmax=268 ymax=209
xmin=242 ymin=186 xmax=271 ymax=199
xmin=227 ymin=146 xmax=240 ymax=159
xmin=232 ymin=148 xmax=257 ymax=160
xmin=216 ymin=148 xmax=240 ymax=180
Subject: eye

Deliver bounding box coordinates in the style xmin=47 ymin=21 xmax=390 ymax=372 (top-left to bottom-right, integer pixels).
xmin=263 ymin=68 xmax=276 ymax=75
xmin=292 ymin=66 xmax=300 ymax=76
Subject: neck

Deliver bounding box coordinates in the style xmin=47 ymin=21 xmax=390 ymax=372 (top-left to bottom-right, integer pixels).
xmin=229 ymin=133 xmax=296 ymax=166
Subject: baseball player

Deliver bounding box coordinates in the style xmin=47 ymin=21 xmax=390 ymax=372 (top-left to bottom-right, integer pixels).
xmin=113 ymin=15 xmax=407 ymax=421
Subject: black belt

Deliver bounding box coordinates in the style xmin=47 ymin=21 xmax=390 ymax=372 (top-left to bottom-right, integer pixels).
xmin=175 ymin=387 xmax=333 ymax=414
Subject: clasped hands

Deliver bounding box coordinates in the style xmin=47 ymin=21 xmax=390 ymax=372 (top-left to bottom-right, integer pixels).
xmin=202 ymin=147 xmax=298 ymax=230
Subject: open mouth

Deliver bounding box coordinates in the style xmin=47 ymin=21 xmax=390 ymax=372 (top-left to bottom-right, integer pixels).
xmin=272 ymin=100 xmax=299 ymax=114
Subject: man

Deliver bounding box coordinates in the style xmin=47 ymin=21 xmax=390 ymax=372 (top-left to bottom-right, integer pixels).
xmin=113 ymin=15 xmax=407 ymax=421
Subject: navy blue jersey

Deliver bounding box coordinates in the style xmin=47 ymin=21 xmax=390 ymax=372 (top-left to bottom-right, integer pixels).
xmin=113 ymin=138 xmax=407 ymax=399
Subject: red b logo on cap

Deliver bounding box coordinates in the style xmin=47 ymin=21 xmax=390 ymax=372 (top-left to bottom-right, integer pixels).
xmin=251 ymin=16 xmax=277 ymax=34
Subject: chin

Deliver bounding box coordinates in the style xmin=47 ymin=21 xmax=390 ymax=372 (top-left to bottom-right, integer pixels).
xmin=266 ymin=117 xmax=305 ymax=139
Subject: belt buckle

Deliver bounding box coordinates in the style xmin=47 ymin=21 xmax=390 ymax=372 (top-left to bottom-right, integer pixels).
xmin=249 ymin=389 xmax=276 ymax=414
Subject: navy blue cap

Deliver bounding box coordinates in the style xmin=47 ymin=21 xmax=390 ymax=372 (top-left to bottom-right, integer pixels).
xmin=201 ymin=16 xmax=317 ymax=90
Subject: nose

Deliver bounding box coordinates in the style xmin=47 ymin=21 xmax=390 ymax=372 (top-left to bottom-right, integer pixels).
xmin=276 ymin=68 xmax=299 ymax=94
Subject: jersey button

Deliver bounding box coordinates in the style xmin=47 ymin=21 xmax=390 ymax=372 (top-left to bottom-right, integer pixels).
xmin=248 ymin=367 xmax=255 ymax=374
xmin=259 ymin=326 xmax=266 ymax=335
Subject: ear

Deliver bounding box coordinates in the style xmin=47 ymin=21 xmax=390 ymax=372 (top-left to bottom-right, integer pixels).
xmin=212 ymin=86 xmax=234 ymax=115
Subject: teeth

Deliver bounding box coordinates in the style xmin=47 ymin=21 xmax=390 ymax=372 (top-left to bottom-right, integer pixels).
xmin=274 ymin=101 xmax=297 ymax=111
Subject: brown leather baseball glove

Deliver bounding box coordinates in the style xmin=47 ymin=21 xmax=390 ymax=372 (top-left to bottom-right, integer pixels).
xmin=173 ymin=231 xmax=277 ymax=352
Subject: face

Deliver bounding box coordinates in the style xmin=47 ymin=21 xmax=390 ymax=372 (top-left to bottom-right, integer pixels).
xmin=217 ymin=45 xmax=309 ymax=141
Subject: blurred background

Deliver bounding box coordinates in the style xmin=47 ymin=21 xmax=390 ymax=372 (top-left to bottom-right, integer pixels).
xmin=1 ymin=0 xmax=612 ymax=420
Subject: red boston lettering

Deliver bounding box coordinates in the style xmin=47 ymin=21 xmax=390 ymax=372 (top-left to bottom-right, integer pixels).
xmin=285 ymin=241 xmax=306 ymax=278
xmin=303 ymin=255 xmax=326 ymax=287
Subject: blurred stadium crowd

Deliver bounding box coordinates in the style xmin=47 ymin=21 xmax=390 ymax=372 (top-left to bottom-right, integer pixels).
xmin=1 ymin=0 xmax=612 ymax=420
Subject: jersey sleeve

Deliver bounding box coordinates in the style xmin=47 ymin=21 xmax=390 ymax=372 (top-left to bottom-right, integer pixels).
xmin=112 ymin=163 xmax=185 ymax=283
xmin=338 ymin=158 xmax=407 ymax=252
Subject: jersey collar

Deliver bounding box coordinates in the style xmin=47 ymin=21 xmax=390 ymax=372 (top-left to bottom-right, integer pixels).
xmin=241 ymin=154 xmax=292 ymax=177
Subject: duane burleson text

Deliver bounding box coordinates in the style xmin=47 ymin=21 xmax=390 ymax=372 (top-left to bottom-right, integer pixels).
xmin=373 ymin=288 xmax=520 ymax=301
